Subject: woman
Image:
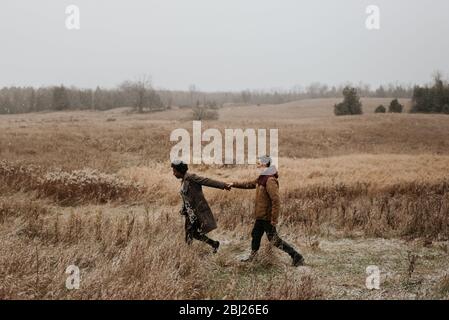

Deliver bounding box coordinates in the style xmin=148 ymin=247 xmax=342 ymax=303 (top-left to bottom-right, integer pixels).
xmin=230 ymin=155 xmax=304 ymax=266
xmin=171 ymin=160 xmax=231 ymax=253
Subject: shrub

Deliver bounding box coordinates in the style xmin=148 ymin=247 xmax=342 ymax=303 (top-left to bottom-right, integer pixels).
xmin=0 ymin=160 xmax=41 ymax=191
xmin=191 ymin=107 xmax=219 ymax=120
xmin=334 ymin=86 xmax=363 ymax=116
xmin=38 ymin=169 xmax=144 ymax=204
xmin=0 ymin=161 xmax=144 ymax=205
xmin=389 ymin=99 xmax=403 ymax=113
xmin=375 ymin=105 xmax=386 ymax=113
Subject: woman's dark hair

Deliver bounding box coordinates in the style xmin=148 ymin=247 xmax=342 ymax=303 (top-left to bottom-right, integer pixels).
xmin=171 ymin=160 xmax=188 ymax=174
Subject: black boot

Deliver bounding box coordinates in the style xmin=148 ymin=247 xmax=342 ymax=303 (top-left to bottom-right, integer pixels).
xmin=292 ymin=253 xmax=305 ymax=267
xmin=212 ymin=240 xmax=220 ymax=253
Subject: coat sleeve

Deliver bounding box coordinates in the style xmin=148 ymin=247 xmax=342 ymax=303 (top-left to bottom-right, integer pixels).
xmin=187 ymin=173 xmax=227 ymax=189
xmin=266 ymin=177 xmax=280 ymax=224
xmin=232 ymin=179 xmax=257 ymax=189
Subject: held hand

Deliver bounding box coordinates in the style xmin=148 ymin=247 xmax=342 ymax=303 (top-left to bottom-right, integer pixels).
xmin=224 ymin=183 xmax=233 ymax=191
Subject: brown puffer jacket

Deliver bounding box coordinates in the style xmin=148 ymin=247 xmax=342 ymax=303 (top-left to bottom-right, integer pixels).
xmin=232 ymin=175 xmax=280 ymax=224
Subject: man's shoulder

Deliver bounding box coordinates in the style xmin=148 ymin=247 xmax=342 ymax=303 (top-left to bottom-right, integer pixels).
xmin=184 ymin=173 xmax=203 ymax=184
xmin=184 ymin=172 xmax=197 ymax=181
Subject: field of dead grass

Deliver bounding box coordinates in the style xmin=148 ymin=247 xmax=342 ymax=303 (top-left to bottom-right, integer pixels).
xmin=1 ymin=101 xmax=449 ymax=300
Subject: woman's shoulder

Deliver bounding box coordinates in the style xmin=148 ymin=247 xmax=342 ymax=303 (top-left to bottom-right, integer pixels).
xmin=267 ymin=175 xmax=279 ymax=185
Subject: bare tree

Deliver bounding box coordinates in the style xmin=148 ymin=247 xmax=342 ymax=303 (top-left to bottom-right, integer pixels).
xmin=432 ymin=70 xmax=444 ymax=85
xmin=51 ymin=85 xmax=70 ymax=111
xmin=121 ymin=75 xmax=152 ymax=113
xmin=189 ymin=84 xmax=198 ymax=107
xmin=241 ymin=90 xmax=251 ymax=104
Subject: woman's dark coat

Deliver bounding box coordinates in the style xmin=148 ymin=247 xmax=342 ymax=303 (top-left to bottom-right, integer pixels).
xmin=179 ymin=173 xmax=227 ymax=234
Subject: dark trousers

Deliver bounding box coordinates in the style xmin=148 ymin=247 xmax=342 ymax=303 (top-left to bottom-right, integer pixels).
xmin=251 ymin=220 xmax=300 ymax=258
xmin=185 ymin=218 xmax=216 ymax=247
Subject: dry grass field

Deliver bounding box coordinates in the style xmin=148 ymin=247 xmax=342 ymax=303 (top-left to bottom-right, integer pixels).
xmin=1 ymin=98 xmax=449 ymax=300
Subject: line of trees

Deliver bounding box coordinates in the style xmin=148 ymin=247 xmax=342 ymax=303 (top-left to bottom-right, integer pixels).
xmin=335 ymin=87 xmax=407 ymax=116
xmin=0 ymin=85 xmax=164 ymax=114
xmin=0 ymin=76 xmax=165 ymax=114
xmin=3 ymin=75 xmax=448 ymax=116
xmin=334 ymin=73 xmax=449 ymax=116
xmin=0 ymin=79 xmax=415 ymax=115
xmin=411 ymin=73 xmax=449 ymax=114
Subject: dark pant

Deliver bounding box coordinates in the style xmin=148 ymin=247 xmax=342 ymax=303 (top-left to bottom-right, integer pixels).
xmin=191 ymin=232 xmax=216 ymax=247
xmin=185 ymin=218 xmax=216 ymax=247
xmin=251 ymin=220 xmax=300 ymax=258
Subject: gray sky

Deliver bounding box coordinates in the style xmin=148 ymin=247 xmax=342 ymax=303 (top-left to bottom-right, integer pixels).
xmin=1 ymin=0 xmax=449 ymax=91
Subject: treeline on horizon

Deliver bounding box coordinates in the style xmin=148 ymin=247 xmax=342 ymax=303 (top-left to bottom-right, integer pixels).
xmin=411 ymin=73 xmax=449 ymax=113
xmin=0 ymin=76 xmax=443 ymax=115
xmin=334 ymin=73 xmax=449 ymax=116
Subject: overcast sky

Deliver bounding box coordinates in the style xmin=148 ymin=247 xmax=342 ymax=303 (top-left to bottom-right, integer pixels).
xmin=1 ymin=0 xmax=449 ymax=91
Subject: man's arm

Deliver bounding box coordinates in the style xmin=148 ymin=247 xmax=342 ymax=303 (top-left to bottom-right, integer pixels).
xmin=266 ymin=178 xmax=280 ymax=225
xmin=187 ymin=173 xmax=228 ymax=190
xmin=231 ymin=179 xmax=257 ymax=189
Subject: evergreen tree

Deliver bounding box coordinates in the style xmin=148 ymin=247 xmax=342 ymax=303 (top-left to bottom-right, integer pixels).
xmin=388 ymin=99 xmax=403 ymax=113
xmin=334 ymin=86 xmax=363 ymax=116
xmin=375 ymin=105 xmax=386 ymax=113
xmin=51 ymin=85 xmax=70 ymax=111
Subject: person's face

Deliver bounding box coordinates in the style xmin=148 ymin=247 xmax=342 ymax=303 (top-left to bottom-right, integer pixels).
xmin=256 ymin=160 xmax=267 ymax=169
xmin=172 ymin=168 xmax=184 ymax=179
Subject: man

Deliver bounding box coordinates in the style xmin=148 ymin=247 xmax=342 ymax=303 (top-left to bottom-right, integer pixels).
xmin=231 ymin=155 xmax=304 ymax=266
xmin=171 ymin=160 xmax=231 ymax=253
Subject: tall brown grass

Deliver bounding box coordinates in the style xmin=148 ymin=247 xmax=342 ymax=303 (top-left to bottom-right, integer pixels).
xmin=1 ymin=161 xmax=144 ymax=205
xmin=0 ymin=198 xmax=321 ymax=299
xmin=1 ymin=111 xmax=449 ymax=299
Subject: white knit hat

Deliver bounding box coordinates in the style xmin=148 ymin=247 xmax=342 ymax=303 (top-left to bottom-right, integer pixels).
xmin=257 ymin=155 xmax=272 ymax=165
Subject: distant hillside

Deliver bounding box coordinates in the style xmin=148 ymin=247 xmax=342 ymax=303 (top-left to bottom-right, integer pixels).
xmin=219 ymin=98 xmax=412 ymax=121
